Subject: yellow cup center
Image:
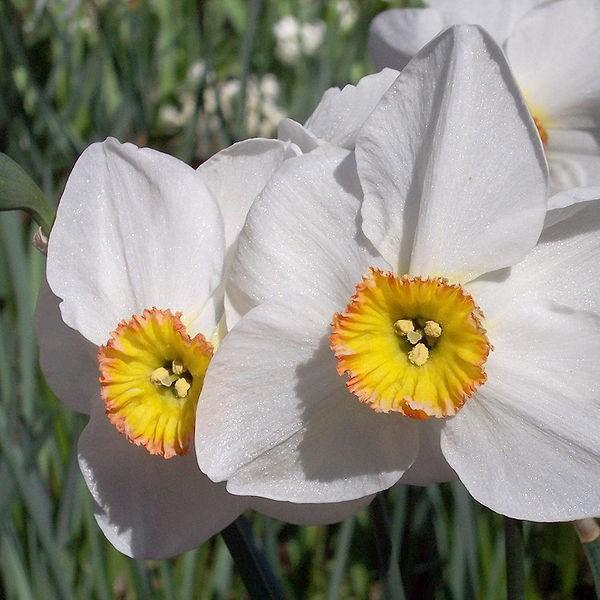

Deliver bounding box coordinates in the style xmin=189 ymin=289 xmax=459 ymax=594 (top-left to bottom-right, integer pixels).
xmin=331 ymin=269 xmax=491 ymax=419
xmin=98 ymin=308 xmax=213 ymax=458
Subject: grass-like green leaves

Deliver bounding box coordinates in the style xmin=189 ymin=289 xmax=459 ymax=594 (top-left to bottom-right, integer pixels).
xmin=0 ymin=154 xmax=54 ymax=235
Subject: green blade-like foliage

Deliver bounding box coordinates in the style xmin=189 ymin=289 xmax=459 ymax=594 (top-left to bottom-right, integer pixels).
xmin=0 ymin=153 xmax=54 ymax=235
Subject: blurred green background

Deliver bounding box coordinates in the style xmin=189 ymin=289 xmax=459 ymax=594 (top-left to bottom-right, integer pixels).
xmin=0 ymin=0 xmax=595 ymax=597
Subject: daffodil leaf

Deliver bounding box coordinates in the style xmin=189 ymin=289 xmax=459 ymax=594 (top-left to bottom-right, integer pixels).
xmin=371 ymin=493 xmax=407 ymax=600
xmin=0 ymin=153 xmax=54 ymax=235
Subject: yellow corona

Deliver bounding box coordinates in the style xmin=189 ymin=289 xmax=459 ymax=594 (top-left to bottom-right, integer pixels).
xmin=98 ymin=308 xmax=213 ymax=458
xmin=331 ymin=269 xmax=491 ymax=418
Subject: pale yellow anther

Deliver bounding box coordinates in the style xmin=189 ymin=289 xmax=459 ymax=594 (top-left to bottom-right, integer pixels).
xmin=424 ymin=320 xmax=442 ymax=338
xmin=394 ymin=319 xmax=415 ymax=336
xmin=150 ymin=366 xmax=172 ymax=387
xmin=174 ymin=377 xmax=191 ymax=398
xmin=406 ymin=329 xmax=423 ymax=345
xmin=408 ymin=343 xmax=429 ymax=367
xmin=172 ymin=359 xmax=185 ymax=375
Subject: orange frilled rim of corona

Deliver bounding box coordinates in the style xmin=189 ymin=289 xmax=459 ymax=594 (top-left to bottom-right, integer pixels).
xmin=98 ymin=308 xmax=213 ymax=459
xmin=532 ymin=115 xmax=549 ymax=146
xmin=330 ymin=269 xmax=491 ymax=419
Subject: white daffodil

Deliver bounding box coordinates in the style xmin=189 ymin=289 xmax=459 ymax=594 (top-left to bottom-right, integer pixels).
xmin=196 ymin=26 xmax=600 ymax=521
xmin=36 ymin=137 xmax=370 ymax=559
xmin=368 ymin=0 xmax=600 ymax=204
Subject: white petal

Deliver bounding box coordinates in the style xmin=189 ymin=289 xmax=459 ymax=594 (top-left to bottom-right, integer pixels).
xmin=545 ymin=129 xmax=600 ymax=219
xmin=35 ymin=279 xmax=97 ymax=414
xmin=368 ymin=8 xmax=445 ymax=71
xmin=277 ymin=119 xmax=319 ymax=153
xmin=398 ymin=420 xmax=457 ymax=486
xmin=469 ymin=201 xmax=600 ymax=318
xmin=303 ymin=69 xmax=400 ymax=149
xmin=357 ymin=25 xmax=547 ymax=280
xmin=506 ymin=0 xmax=600 ymax=128
xmin=196 ymin=301 xmax=418 ymax=503
xmin=226 ymin=146 xmax=388 ymax=327
xmin=545 ymin=130 xmax=600 ymax=227
xmin=428 ymin=0 xmax=546 ymax=43
xmin=251 ymin=495 xmax=374 ymax=525
xmin=47 ymin=138 xmax=224 ymax=346
xmin=197 ymin=138 xmax=294 ymax=258
xmin=442 ymin=301 xmax=600 ymax=520
xmin=79 ymin=403 xmax=246 ymax=559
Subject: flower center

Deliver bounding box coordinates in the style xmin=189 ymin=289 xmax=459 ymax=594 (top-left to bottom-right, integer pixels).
xmin=98 ymin=308 xmax=213 ymax=458
xmin=330 ymin=269 xmax=491 ymax=419
xmin=393 ymin=317 xmax=443 ymax=366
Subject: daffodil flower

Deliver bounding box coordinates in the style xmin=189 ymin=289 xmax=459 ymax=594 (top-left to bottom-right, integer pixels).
xmin=196 ymin=26 xmax=600 ymax=521
xmin=369 ymin=0 xmax=600 ymax=204
xmin=36 ymin=137 xmax=369 ymax=559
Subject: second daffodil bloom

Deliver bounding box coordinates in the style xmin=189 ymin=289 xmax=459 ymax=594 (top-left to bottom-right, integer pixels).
xmin=196 ymin=26 xmax=600 ymax=520
xmin=369 ymin=0 xmax=600 ymax=203
xmin=35 ymin=137 xmax=369 ymax=559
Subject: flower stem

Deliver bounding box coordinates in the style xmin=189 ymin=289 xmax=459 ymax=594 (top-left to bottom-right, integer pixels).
xmin=504 ymin=516 xmax=525 ymax=600
xmin=221 ymin=515 xmax=285 ymax=600
xmin=371 ymin=493 xmax=406 ymax=600
xmin=573 ymin=518 xmax=600 ymax=599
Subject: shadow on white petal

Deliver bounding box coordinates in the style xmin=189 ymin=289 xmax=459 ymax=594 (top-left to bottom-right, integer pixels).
xmin=398 ymin=420 xmax=457 ymax=487
xmin=79 ymin=403 xmax=247 ymax=559
xmin=35 ymin=279 xmax=97 ymax=415
xmin=251 ymin=494 xmax=374 ymax=525
xmin=294 ymin=334 xmax=414 ymax=487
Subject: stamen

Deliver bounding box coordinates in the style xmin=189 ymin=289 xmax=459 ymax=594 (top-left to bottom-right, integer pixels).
xmin=424 ymin=320 xmax=442 ymax=338
xmin=150 ymin=366 xmax=172 ymax=386
xmin=408 ymin=343 xmax=429 ymax=367
xmin=172 ymin=359 xmax=185 ymax=375
xmin=174 ymin=377 xmax=191 ymax=398
xmin=394 ymin=319 xmax=415 ymax=336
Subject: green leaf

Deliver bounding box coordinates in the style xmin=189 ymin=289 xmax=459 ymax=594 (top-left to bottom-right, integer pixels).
xmin=504 ymin=517 xmax=525 ymax=600
xmin=0 ymin=153 xmax=55 ymax=235
xmin=371 ymin=493 xmax=406 ymax=600
xmin=327 ymin=517 xmax=355 ymax=600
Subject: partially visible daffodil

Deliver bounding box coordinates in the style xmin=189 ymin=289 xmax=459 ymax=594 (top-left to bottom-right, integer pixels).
xmin=36 ymin=137 xmax=370 ymax=559
xmin=196 ymin=26 xmax=600 ymax=521
xmin=277 ymin=68 xmax=399 ymax=153
xmin=369 ymin=0 xmax=600 ymax=205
